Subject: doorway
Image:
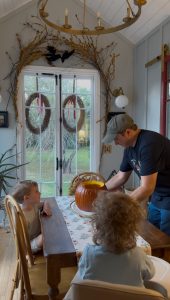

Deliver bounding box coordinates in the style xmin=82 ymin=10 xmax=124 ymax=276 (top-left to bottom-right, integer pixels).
xmin=19 ymin=67 xmax=100 ymax=197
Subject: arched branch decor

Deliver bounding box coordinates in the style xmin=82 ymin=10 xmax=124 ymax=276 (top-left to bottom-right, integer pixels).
xmin=4 ymin=19 xmax=119 ymax=132
xmin=63 ymin=95 xmax=85 ymax=133
xmin=25 ymin=93 xmax=51 ymax=135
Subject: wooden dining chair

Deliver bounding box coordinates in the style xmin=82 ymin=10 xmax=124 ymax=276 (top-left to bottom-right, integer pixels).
xmin=70 ymin=280 xmax=166 ymax=300
xmin=5 ymin=195 xmax=45 ymax=299
xmin=5 ymin=195 xmax=77 ymax=299
xmin=10 ymin=202 xmax=49 ymax=299
xmin=68 ymin=172 xmax=105 ymax=195
xmin=5 ymin=195 xmax=34 ymax=266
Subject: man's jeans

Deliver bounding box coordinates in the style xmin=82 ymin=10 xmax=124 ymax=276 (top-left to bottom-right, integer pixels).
xmin=148 ymin=202 xmax=170 ymax=236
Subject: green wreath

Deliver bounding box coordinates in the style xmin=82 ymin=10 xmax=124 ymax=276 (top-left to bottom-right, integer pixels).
xmin=25 ymin=93 xmax=51 ymax=135
xmin=63 ymin=95 xmax=85 ymax=133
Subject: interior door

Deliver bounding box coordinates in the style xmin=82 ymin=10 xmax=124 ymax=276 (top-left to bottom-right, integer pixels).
xmin=160 ymin=55 xmax=170 ymax=136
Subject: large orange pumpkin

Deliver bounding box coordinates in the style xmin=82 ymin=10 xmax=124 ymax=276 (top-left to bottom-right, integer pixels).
xmin=75 ymin=180 xmax=105 ymax=212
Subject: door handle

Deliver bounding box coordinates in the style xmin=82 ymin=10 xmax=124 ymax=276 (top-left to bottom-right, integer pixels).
xmin=56 ymin=157 xmax=59 ymax=171
xmin=59 ymin=159 xmax=63 ymax=170
xmin=56 ymin=158 xmax=63 ymax=170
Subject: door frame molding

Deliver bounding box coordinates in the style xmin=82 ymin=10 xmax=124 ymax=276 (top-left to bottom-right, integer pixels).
xmin=160 ymin=55 xmax=170 ymax=136
xmin=17 ymin=65 xmax=101 ymax=184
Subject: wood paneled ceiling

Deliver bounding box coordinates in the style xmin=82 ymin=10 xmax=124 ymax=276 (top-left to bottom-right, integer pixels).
xmin=79 ymin=0 xmax=170 ymax=44
xmin=0 ymin=0 xmax=170 ymax=44
xmin=0 ymin=0 xmax=33 ymax=19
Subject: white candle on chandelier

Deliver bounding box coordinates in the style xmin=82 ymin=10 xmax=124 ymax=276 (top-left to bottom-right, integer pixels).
xmin=65 ymin=8 xmax=69 ymax=25
xmin=97 ymin=11 xmax=101 ymax=27
xmin=65 ymin=8 xmax=68 ymax=16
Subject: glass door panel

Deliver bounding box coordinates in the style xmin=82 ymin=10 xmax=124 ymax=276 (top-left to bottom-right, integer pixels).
xmin=24 ymin=74 xmax=57 ymax=197
xmin=61 ymin=76 xmax=93 ymax=195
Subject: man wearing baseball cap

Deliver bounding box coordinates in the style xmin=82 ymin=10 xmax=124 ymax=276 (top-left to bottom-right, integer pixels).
xmin=103 ymin=113 xmax=170 ymax=236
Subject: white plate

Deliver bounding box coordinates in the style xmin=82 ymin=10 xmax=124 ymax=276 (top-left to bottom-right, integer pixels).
xmin=70 ymin=200 xmax=94 ymax=218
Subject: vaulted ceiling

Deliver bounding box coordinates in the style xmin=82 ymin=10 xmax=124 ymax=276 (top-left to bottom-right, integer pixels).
xmin=0 ymin=0 xmax=170 ymax=44
xmin=0 ymin=0 xmax=33 ymax=19
xmin=80 ymin=0 xmax=170 ymax=44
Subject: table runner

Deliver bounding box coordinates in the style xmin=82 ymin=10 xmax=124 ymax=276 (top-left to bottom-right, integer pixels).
xmin=56 ymin=196 xmax=151 ymax=256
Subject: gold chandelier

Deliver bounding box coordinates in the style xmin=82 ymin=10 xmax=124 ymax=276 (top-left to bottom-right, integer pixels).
xmin=38 ymin=0 xmax=147 ymax=36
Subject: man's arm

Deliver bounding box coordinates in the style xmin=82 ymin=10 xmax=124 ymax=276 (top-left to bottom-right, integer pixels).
xmin=130 ymin=172 xmax=158 ymax=202
xmin=105 ymin=170 xmax=132 ymax=191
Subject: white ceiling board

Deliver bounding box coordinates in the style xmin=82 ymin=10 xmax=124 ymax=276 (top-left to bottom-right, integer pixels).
xmin=122 ymin=0 xmax=170 ymax=44
xmin=0 ymin=0 xmax=33 ymax=19
xmin=80 ymin=0 xmax=170 ymax=44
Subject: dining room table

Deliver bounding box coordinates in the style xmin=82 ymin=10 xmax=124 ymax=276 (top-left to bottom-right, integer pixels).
xmin=40 ymin=196 xmax=170 ymax=300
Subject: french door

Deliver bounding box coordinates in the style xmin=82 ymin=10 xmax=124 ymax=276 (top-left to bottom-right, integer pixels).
xmin=19 ymin=67 xmax=100 ymax=197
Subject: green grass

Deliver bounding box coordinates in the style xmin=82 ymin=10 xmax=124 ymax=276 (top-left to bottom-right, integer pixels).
xmin=25 ymin=147 xmax=90 ymax=196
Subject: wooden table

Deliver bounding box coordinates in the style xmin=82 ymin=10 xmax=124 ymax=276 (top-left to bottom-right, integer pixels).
xmin=41 ymin=198 xmax=77 ymax=300
xmin=138 ymin=219 xmax=170 ymax=260
xmin=41 ymin=197 xmax=170 ymax=300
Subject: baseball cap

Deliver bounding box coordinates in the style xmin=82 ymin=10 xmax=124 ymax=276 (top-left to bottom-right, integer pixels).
xmin=102 ymin=114 xmax=135 ymax=144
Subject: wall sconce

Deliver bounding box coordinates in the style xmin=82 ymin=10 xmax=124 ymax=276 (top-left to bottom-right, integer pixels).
xmin=113 ymin=87 xmax=129 ymax=109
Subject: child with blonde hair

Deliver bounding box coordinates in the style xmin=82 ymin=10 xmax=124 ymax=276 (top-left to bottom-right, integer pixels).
xmin=12 ymin=180 xmax=51 ymax=253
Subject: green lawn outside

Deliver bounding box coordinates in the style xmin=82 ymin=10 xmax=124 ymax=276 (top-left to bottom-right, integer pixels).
xmin=25 ymin=146 xmax=90 ymax=196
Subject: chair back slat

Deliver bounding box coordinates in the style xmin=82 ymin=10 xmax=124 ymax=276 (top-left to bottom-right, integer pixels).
xmin=5 ymin=195 xmax=34 ymax=266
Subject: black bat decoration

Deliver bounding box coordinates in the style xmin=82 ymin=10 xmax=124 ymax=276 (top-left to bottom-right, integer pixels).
xmin=45 ymin=46 xmax=75 ymax=64
xmin=61 ymin=50 xmax=75 ymax=63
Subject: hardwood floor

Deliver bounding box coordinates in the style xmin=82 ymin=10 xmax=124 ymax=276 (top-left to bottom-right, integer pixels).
xmin=0 ymin=227 xmax=77 ymax=300
xmin=0 ymin=228 xmax=20 ymax=300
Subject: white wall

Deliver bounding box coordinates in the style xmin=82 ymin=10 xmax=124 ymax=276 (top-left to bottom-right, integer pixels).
xmin=133 ymin=17 xmax=170 ymax=186
xmin=0 ymin=0 xmax=134 ymax=182
xmin=133 ymin=17 xmax=170 ymax=131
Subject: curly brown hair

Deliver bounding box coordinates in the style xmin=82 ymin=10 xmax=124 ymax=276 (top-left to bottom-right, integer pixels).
xmin=92 ymin=191 xmax=143 ymax=254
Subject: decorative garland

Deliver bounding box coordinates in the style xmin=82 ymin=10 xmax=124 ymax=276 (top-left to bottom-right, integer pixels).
xmin=4 ymin=19 xmax=118 ymax=170
xmin=63 ymin=95 xmax=85 ymax=133
xmin=25 ymin=93 xmax=51 ymax=135
xmin=5 ymin=20 xmax=118 ymax=127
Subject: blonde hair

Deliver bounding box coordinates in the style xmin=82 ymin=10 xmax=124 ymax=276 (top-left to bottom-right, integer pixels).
xmin=92 ymin=191 xmax=143 ymax=254
xmin=12 ymin=180 xmax=38 ymax=204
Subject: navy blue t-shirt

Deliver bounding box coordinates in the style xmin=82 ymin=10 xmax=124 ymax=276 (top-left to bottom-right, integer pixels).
xmin=120 ymin=130 xmax=170 ymax=209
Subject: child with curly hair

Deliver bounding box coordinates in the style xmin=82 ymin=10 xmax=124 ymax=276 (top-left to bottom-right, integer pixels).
xmin=77 ymin=192 xmax=155 ymax=286
xmin=75 ymin=191 xmax=155 ymax=287
xmin=12 ymin=180 xmax=52 ymax=253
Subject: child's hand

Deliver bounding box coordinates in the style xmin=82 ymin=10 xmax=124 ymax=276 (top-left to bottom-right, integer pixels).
xmin=42 ymin=202 xmax=52 ymax=217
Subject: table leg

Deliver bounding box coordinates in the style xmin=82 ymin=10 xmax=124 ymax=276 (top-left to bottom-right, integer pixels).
xmin=163 ymin=248 xmax=170 ymax=263
xmin=47 ymin=256 xmax=61 ymax=300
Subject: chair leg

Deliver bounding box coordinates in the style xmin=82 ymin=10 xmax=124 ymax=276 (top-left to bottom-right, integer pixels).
xmin=9 ymin=261 xmax=20 ymax=300
xmin=19 ymin=276 xmax=25 ymax=300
